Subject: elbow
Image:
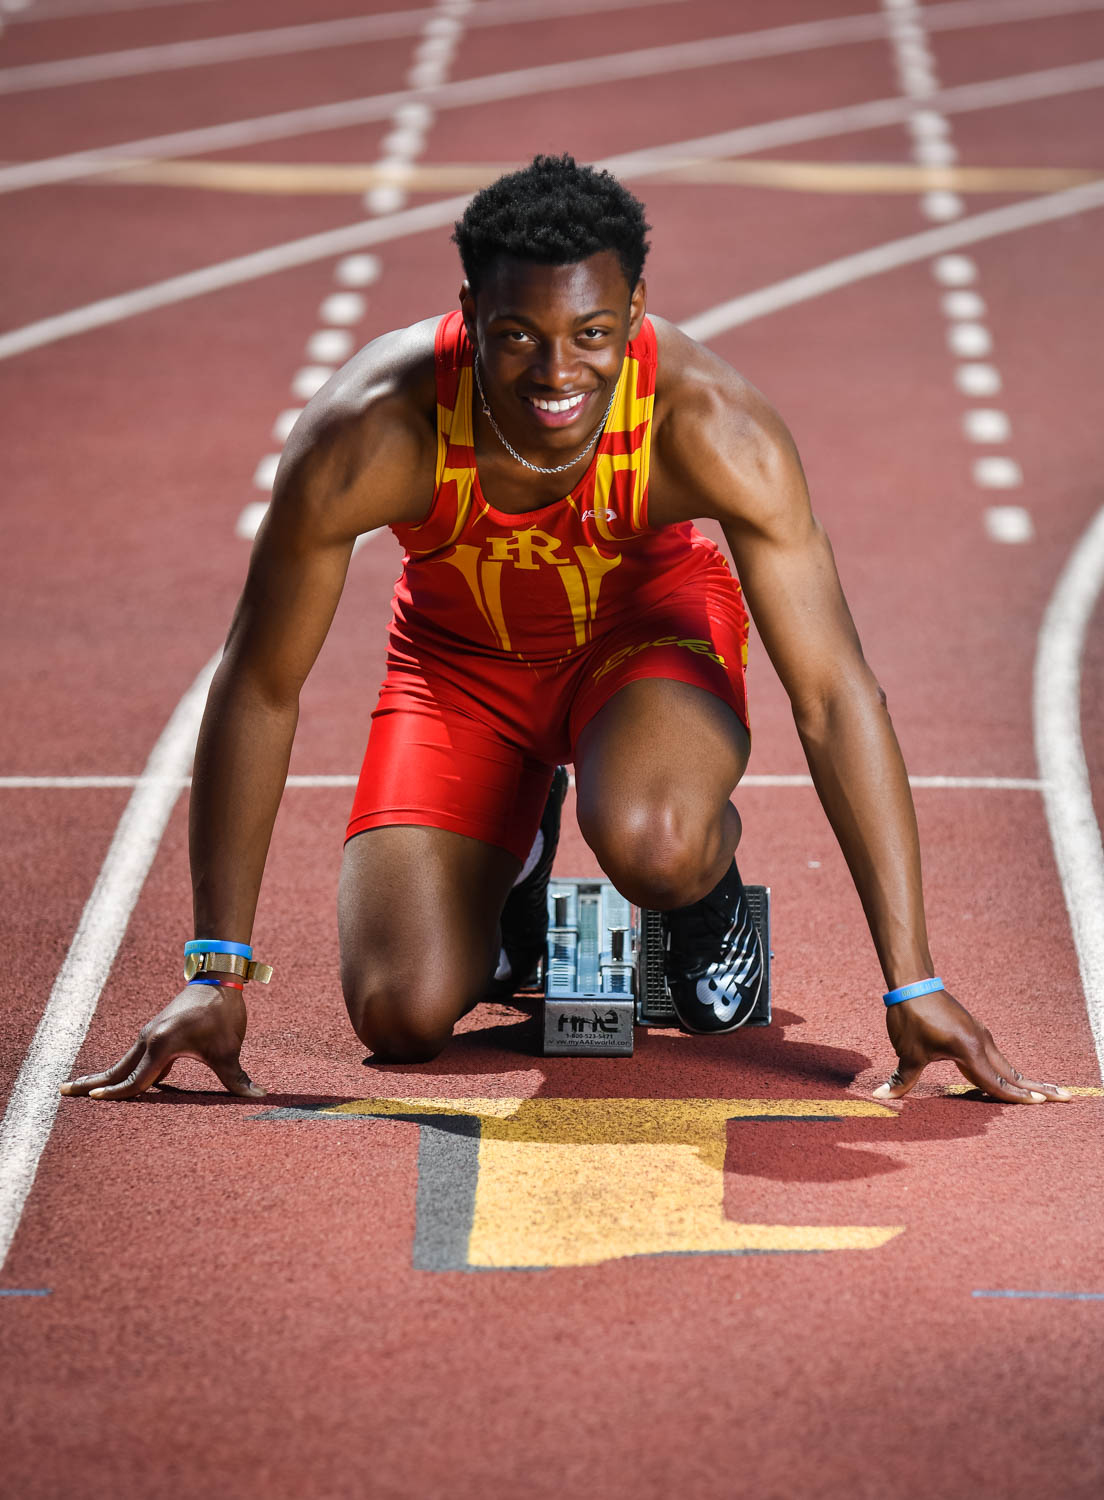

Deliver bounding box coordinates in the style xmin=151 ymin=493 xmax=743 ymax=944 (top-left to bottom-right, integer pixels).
xmin=791 ymin=668 xmax=889 ymax=741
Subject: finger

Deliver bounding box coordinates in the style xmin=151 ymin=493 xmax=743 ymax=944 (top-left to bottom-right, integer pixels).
xmin=872 ymin=1055 xmax=926 ymax=1100
xmin=1012 ymin=1079 xmax=1072 ymax=1100
xmin=984 ymin=1043 xmax=1071 ymax=1101
xmin=150 ymin=1058 xmax=178 ymax=1088
xmin=954 ymin=1049 xmax=1048 ymax=1104
xmin=208 ymin=1053 xmax=266 ymax=1099
xmin=60 ymin=1036 xmax=146 ymax=1096
xmin=87 ymin=1046 xmax=175 ymax=1101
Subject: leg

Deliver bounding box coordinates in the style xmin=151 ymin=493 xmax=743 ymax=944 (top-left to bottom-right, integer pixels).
xmin=574 ymin=677 xmax=750 ymax=910
xmin=339 ymin=825 xmax=520 ymax=1062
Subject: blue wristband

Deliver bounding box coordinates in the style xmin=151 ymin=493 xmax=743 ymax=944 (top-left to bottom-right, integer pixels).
xmin=187 ymin=977 xmax=225 ymax=988
xmin=185 ymin=939 xmax=253 ymax=959
xmin=883 ymin=977 xmax=944 ymax=1006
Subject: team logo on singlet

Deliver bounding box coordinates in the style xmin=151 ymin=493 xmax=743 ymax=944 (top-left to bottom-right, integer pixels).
xmin=441 ymin=527 xmax=623 ymax=652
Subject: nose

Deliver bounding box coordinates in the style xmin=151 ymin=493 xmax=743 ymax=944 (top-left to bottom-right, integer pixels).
xmin=530 ymin=341 xmax=579 ymax=390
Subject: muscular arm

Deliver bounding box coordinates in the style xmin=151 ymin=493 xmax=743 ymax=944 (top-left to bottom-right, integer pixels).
xmin=652 ymin=322 xmax=1067 ymax=1102
xmin=62 ymin=324 xmax=439 ymax=1100
xmin=192 ymin=330 xmax=437 ymax=944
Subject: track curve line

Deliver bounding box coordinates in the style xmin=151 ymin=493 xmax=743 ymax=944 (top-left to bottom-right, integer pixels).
xmin=679 ymin=178 xmax=1104 ymax=342
xmin=0 ymin=649 xmax=220 ymax=1272
xmin=5 ymin=0 xmax=1102 ymax=98
xmin=0 ymin=0 xmax=699 ymax=94
xmin=2 ymin=38 xmax=1103 ymax=196
xmin=6 ymin=173 xmax=1104 ymax=366
xmin=1034 ymin=506 xmax=1104 ymax=1081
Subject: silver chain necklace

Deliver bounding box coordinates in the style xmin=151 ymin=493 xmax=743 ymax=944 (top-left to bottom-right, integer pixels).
xmin=472 ymin=352 xmax=618 ymax=476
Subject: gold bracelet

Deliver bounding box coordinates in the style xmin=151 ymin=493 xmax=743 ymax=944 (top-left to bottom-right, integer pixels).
xmin=183 ymin=951 xmax=273 ymax=984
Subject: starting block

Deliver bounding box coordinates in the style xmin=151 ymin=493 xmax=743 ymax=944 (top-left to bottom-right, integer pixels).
xmin=541 ymin=879 xmax=771 ymax=1057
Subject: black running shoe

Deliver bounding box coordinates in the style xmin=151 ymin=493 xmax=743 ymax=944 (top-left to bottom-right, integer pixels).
xmin=662 ymin=860 xmax=764 ymax=1033
xmin=485 ymin=765 xmax=569 ymax=1000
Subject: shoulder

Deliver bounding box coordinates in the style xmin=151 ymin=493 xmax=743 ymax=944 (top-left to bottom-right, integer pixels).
xmin=649 ymin=315 xmax=805 ymax=529
xmin=275 ymin=316 xmax=444 ymax=536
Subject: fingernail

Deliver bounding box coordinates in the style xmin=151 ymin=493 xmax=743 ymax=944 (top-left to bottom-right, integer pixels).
xmin=1056 ymin=1087 xmax=1072 ymax=1099
xmin=1030 ymin=1091 xmax=1046 ymax=1102
xmin=89 ymin=1088 xmax=105 ymax=1099
xmin=872 ymin=1082 xmax=893 ymax=1099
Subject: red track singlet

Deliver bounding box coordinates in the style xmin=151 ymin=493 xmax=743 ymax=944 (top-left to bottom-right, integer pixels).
xmin=345 ymin=312 xmax=750 ymax=860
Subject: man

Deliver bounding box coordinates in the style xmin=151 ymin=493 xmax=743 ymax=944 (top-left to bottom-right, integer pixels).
xmin=63 ymin=155 xmax=1068 ymax=1105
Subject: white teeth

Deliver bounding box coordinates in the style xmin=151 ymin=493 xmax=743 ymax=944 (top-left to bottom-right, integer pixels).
xmin=530 ymin=394 xmax=585 ymax=413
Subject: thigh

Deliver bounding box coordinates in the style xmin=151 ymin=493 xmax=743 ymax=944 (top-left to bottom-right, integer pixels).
xmin=574 ymin=676 xmax=750 ymax=834
xmin=346 ymin=697 xmax=555 ymax=865
xmin=339 ymin=824 xmax=521 ymax=1055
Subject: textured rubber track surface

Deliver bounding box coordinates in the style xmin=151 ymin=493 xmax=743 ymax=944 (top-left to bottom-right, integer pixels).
xmin=2 ymin=2 xmax=1103 ymax=1496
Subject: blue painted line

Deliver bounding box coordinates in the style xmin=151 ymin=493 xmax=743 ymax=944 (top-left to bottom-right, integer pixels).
xmin=0 ymin=1288 xmax=51 ymax=1297
xmin=973 ymin=1290 xmax=1104 ymax=1301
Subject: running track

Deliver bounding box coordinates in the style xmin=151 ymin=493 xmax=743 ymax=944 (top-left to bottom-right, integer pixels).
xmin=2 ymin=1 xmax=1103 ymax=1495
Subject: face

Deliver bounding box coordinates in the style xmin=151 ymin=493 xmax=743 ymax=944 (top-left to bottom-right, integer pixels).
xmin=460 ymin=250 xmax=647 ymax=454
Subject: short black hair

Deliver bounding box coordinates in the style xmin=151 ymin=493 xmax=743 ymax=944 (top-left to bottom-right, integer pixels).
xmin=452 ymin=154 xmax=651 ymax=295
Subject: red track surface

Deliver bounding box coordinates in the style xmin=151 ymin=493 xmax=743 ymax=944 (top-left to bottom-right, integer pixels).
xmin=3 ymin=2 xmax=1103 ymax=1496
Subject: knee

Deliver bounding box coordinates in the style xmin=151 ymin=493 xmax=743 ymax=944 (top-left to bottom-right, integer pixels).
xmin=343 ymin=972 xmax=461 ymax=1063
xmin=580 ymin=796 xmax=721 ymax=909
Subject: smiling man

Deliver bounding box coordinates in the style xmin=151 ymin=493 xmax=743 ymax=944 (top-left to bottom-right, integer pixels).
xmin=63 ymin=154 xmax=1068 ymax=1105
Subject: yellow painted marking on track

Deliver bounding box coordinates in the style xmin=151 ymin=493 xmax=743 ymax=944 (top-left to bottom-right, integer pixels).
xmin=326 ymin=1096 xmax=903 ymax=1269
xmin=664 ymin=160 xmax=1102 ymax=194
xmin=92 ymin=158 xmax=1103 ymax=197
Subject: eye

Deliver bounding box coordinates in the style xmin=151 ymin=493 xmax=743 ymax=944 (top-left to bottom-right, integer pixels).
xmin=580 ymin=327 xmax=608 ymax=340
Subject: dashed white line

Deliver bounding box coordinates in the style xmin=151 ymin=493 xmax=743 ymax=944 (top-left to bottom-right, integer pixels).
xmin=941 ymin=290 xmax=986 ymax=319
xmin=955 ymin=362 xmax=1002 ymax=395
xmin=933 ymin=253 xmax=977 ymax=285
xmin=307 ymin=329 xmax=354 ymax=363
xmin=947 ymin=321 xmax=994 ymax=357
xmin=335 ymin=254 xmax=383 ymax=288
xmin=985 ymin=505 xmax=1035 ymax=541
xmin=963 ymin=408 xmax=1011 ymax=442
xmin=974 ymin=455 xmax=1024 ymax=487
xmin=885 ymin=2 xmax=1030 ymax=543
xmin=290 ymin=366 xmax=333 ymax=400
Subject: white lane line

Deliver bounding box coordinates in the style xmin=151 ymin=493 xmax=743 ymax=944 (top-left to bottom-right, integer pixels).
xmin=5 ymin=0 xmax=1103 ymax=93
xmin=0 ymin=774 xmax=1050 ymax=790
xmin=0 ymin=649 xmax=219 ymax=1272
xmin=7 ymin=115 xmax=1104 ymax=369
xmin=0 ymin=0 xmax=702 ymax=89
xmin=679 ymin=178 xmax=1104 ymax=343
xmin=0 ymin=196 xmax=473 ymax=361
xmin=4 ymin=31 xmax=1104 ymax=196
xmin=6 ymin=0 xmax=217 ymax=19
xmin=1034 ymin=505 xmax=1104 ymax=1080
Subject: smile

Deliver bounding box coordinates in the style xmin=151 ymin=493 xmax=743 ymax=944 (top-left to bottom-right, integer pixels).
xmin=526 ymin=393 xmax=588 ymax=414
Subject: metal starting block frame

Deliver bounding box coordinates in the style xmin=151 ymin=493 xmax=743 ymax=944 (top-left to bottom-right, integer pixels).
xmin=541 ymin=879 xmax=771 ymax=1057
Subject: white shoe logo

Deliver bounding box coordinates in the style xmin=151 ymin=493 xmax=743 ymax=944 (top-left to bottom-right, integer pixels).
xmin=696 ymin=978 xmax=740 ymax=1024
xmin=582 ymin=508 xmax=615 ymax=523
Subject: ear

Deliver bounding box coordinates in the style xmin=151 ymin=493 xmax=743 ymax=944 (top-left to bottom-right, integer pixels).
xmin=627 ymin=277 xmax=648 ymax=340
xmin=459 ymin=281 xmax=477 ymax=343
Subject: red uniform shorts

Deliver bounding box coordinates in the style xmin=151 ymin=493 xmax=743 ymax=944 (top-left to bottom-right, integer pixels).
xmin=345 ymin=567 xmax=750 ymax=863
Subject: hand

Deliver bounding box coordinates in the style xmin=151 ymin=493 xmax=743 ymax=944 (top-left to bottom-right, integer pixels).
xmin=60 ymin=984 xmax=266 ymax=1101
xmin=872 ymin=988 xmax=1071 ymax=1103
